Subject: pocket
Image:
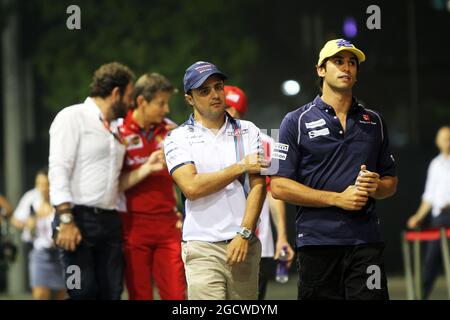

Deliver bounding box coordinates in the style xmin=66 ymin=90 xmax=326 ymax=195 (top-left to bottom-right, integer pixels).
xmin=181 ymin=241 xmax=189 ymax=264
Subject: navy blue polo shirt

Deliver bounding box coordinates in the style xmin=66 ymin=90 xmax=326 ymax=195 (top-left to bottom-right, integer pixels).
xmin=274 ymin=95 xmax=396 ymax=247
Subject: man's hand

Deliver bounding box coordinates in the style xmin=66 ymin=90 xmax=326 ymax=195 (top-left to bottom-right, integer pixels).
xmin=407 ymin=214 xmax=422 ymax=229
xmin=175 ymin=211 xmax=183 ymax=229
xmin=355 ymin=165 xmax=380 ymax=197
xmin=238 ymin=153 xmax=269 ymax=174
xmin=334 ymin=185 xmax=369 ymax=211
xmin=26 ymin=217 xmax=37 ymax=231
xmin=274 ymin=240 xmax=295 ymax=268
xmin=226 ymin=236 xmax=249 ymax=266
xmin=143 ymin=149 xmax=166 ymax=173
xmin=165 ymin=123 xmax=178 ymax=131
xmin=56 ymin=222 xmax=82 ymax=251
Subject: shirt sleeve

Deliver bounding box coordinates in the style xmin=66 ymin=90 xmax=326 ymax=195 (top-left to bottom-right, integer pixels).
xmin=248 ymin=122 xmax=263 ymax=155
xmin=12 ymin=190 xmax=35 ymax=222
xmin=48 ymin=108 xmax=80 ymax=206
xmin=422 ymin=160 xmax=437 ymax=203
xmin=163 ymin=130 xmax=195 ymax=175
xmin=376 ymin=116 xmax=396 ymax=177
xmin=272 ymin=115 xmax=300 ymax=180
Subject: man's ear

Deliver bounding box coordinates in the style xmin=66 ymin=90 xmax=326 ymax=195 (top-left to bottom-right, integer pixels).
xmin=316 ymin=64 xmax=326 ymax=78
xmin=185 ymin=94 xmax=194 ymax=107
xmin=111 ymin=86 xmax=121 ymax=101
xmin=136 ymin=95 xmax=145 ymax=108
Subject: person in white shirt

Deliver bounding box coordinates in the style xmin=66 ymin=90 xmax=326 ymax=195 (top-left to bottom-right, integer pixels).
xmin=223 ymin=85 xmax=295 ymax=299
xmin=407 ymin=125 xmax=450 ymax=299
xmin=164 ymin=61 xmax=267 ymax=300
xmin=11 ymin=169 xmax=66 ymax=300
xmin=48 ymin=62 xmax=135 ymax=300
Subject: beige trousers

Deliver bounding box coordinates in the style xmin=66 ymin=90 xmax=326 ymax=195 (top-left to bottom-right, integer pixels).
xmin=181 ymin=238 xmax=261 ymax=300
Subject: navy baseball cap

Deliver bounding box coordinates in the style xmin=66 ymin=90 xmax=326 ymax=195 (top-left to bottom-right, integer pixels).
xmin=183 ymin=61 xmax=227 ymax=93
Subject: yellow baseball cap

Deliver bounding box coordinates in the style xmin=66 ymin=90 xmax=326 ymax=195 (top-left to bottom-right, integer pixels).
xmin=317 ymin=39 xmax=366 ymax=66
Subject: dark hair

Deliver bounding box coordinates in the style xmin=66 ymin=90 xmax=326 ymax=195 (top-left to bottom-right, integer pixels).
xmin=316 ymin=59 xmax=328 ymax=92
xmin=36 ymin=167 xmax=48 ymax=177
xmin=89 ymin=62 xmax=135 ymax=98
xmin=132 ymin=73 xmax=175 ymax=107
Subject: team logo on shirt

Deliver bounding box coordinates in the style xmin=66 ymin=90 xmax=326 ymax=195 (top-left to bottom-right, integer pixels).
xmin=227 ymin=128 xmax=249 ymax=136
xmin=125 ymin=134 xmax=143 ymax=150
xmin=360 ymin=114 xmax=377 ymax=125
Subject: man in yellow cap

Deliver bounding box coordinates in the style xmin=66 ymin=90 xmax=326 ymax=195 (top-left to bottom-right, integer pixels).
xmin=271 ymin=39 xmax=398 ymax=300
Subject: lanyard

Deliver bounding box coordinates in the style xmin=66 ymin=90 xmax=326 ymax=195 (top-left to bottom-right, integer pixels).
xmin=99 ymin=115 xmax=126 ymax=145
xmin=231 ymin=120 xmax=248 ymax=198
xmin=140 ymin=127 xmax=156 ymax=143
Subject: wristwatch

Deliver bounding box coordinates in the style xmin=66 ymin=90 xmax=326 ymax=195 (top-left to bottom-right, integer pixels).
xmin=59 ymin=213 xmax=74 ymax=225
xmin=237 ymin=227 xmax=253 ymax=240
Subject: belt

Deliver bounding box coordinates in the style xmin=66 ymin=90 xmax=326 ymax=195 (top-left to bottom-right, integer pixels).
xmin=182 ymin=238 xmax=234 ymax=244
xmin=73 ymin=205 xmax=117 ymax=215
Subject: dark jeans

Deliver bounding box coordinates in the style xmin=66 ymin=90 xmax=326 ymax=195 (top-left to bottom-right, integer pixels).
xmin=258 ymin=257 xmax=276 ymax=300
xmin=423 ymin=211 xmax=450 ymax=299
xmin=297 ymin=243 xmax=389 ymax=300
xmin=52 ymin=206 xmax=124 ymax=300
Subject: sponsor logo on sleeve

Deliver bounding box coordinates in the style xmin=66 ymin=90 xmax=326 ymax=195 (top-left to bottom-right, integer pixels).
xmin=272 ymin=152 xmax=287 ymax=160
xmin=274 ymin=143 xmax=289 ymax=152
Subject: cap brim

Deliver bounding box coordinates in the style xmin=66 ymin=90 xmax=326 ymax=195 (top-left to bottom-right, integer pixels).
xmin=189 ymin=72 xmax=227 ymax=91
xmin=318 ymin=47 xmax=366 ymax=66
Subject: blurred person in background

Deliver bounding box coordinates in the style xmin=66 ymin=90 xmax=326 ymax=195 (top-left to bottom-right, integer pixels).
xmin=0 ymin=194 xmax=13 ymax=220
xmin=224 ymin=85 xmax=295 ymax=300
xmin=271 ymin=39 xmax=398 ymax=300
xmin=407 ymin=125 xmax=450 ymax=299
xmin=117 ymin=72 xmax=186 ymax=300
xmin=48 ymin=62 xmax=135 ymax=300
xmin=11 ymin=169 xmax=66 ymax=300
xmin=0 ymin=192 xmax=14 ymax=289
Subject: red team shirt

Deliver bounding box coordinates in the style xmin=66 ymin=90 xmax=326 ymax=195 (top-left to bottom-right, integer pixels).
xmin=118 ymin=110 xmax=176 ymax=215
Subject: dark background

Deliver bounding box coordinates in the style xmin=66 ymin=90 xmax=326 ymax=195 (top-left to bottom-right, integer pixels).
xmin=1 ymin=0 xmax=449 ymax=276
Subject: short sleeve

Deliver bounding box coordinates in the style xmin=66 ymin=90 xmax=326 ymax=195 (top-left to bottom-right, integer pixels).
xmin=422 ymin=160 xmax=437 ymax=203
xmin=163 ymin=130 xmax=195 ymax=175
xmin=376 ymin=116 xmax=396 ymax=177
xmin=248 ymin=122 xmax=263 ymax=155
xmin=272 ymin=115 xmax=300 ymax=180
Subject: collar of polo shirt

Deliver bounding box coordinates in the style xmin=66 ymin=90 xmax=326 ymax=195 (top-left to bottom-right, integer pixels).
xmin=314 ymin=95 xmax=361 ymax=114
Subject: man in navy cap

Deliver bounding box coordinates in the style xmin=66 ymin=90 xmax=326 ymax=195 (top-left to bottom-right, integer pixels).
xmin=271 ymin=39 xmax=398 ymax=300
xmin=163 ymin=61 xmax=267 ymax=299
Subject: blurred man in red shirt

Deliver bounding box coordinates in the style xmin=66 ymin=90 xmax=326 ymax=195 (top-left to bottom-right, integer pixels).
xmin=118 ymin=73 xmax=185 ymax=300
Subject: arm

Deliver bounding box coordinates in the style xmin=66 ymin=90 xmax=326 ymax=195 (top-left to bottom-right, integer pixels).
xmin=119 ymin=149 xmax=166 ymax=192
xmin=270 ymin=176 xmax=369 ymax=210
xmin=373 ymin=176 xmax=398 ymax=199
xmin=171 ymin=153 xmax=264 ymax=201
xmin=226 ymin=173 xmax=266 ymax=266
xmin=48 ymin=110 xmax=82 ymax=251
xmin=267 ymin=190 xmax=295 ymax=265
xmin=407 ymin=200 xmax=432 ymax=229
xmin=355 ymin=165 xmax=398 ymax=199
xmin=0 ymin=195 xmax=13 ymax=218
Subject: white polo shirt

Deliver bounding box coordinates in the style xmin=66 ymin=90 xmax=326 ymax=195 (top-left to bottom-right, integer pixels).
xmin=164 ymin=113 xmax=262 ymax=242
xmin=422 ymin=154 xmax=450 ymax=217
